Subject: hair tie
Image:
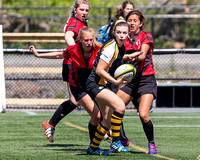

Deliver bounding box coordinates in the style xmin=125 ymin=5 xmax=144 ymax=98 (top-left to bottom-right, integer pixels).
xmin=120 ymin=5 xmax=122 ymax=9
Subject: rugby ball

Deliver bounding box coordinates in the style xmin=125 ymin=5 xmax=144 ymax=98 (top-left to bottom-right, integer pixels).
xmin=114 ymin=64 xmax=136 ymax=81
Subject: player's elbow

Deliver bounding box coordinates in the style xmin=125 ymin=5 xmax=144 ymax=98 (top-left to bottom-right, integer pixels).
xmin=96 ymin=67 xmax=104 ymax=77
xmin=96 ymin=68 xmax=101 ymax=76
xmin=137 ymin=55 xmax=146 ymax=61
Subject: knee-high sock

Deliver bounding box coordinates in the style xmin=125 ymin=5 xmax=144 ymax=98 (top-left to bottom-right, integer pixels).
xmin=119 ymin=122 xmax=127 ymax=141
xmin=49 ymin=100 xmax=77 ymax=127
xmin=90 ymin=123 xmax=109 ymax=150
xmin=111 ymin=111 xmax=124 ymax=142
xmin=88 ymin=122 xmax=97 ymax=142
xmin=142 ymin=119 xmax=154 ymax=143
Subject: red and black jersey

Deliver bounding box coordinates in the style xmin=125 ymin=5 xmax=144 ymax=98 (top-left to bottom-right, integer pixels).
xmin=62 ymin=16 xmax=88 ymax=81
xmin=124 ymin=30 xmax=155 ymax=77
xmin=62 ymin=42 xmax=101 ymax=88
xmin=64 ymin=15 xmax=88 ymax=42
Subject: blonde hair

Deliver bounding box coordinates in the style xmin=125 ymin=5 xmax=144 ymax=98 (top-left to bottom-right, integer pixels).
xmin=67 ymin=0 xmax=90 ymax=23
xmin=78 ymin=26 xmax=101 ymax=48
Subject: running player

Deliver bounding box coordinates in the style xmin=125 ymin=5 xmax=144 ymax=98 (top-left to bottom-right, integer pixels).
xmin=41 ymin=0 xmax=90 ymax=143
xmin=117 ymin=10 xmax=158 ymax=154
xmin=86 ymin=22 xmax=141 ymax=155
xmin=30 ymin=26 xmax=102 ymax=144
xmin=103 ymin=1 xmax=135 ymax=146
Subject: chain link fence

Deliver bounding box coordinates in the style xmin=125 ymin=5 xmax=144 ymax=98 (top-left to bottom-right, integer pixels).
xmin=153 ymin=49 xmax=200 ymax=82
xmin=3 ymin=48 xmax=200 ymax=109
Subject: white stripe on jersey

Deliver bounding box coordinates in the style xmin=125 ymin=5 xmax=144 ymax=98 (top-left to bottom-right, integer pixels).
xmin=100 ymin=41 xmax=118 ymax=64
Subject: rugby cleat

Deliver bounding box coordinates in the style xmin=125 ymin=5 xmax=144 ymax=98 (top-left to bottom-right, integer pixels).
xmin=137 ymin=109 xmax=140 ymax=116
xmin=148 ymin=142 xmax=158 ymax=154
xmin=120 ymin=137 xmax=130 ymax=147
xmin=110 ymin=140 xmax=128 ymax=153
xmin=42 ymin=120 xmax=55 ymax=143
xmin=87 ymin=147 xmax=109 ymax=156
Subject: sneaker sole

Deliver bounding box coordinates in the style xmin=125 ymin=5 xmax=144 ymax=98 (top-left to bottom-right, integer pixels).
xmin=148 ymin=152 xmax=158 ymax=154
xmin=108 ymin=149 xmax=116 ymax=153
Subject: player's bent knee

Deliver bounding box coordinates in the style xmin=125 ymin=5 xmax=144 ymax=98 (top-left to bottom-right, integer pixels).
xmin=116 ymin=106 xmax=126 ymax=114
xmin=139 ymin=114 xmax=149 ymax=123
xmin=70 ymin=98 xmax=79 ymax=106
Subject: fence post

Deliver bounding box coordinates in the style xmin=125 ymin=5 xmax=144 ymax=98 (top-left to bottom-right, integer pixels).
xmin=0 ymin=25 xmax=6 ymax=113
xmin=151 ymin=18 xmax=155 ymax=38
xmin=108 ymin=7 xmax=112 ymax=22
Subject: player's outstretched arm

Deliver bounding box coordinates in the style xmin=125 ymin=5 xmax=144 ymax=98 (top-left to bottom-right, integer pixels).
xmin=29 ymin=45 xmax=64 ymax=59
xmin=136 ymin=43 xmax=151 ymax=61
xmin=123 ymin=51 xmax=142 ymax=61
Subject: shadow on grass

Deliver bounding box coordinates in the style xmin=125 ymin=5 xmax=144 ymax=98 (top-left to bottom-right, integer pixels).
xmin=32 ymin=144 xmax=146 ymax=156
xmin=77 ymin=150 xmax=145 ymax=156
xmin=128 ymin=150 xmax=144 ymax=154
xmin=42 ymin=143 xmax=86 ymax=152
xmin=45 ymin=143 xmax=83 ymax=147
xmin=43 ymin=143 xmax=145 ymax=156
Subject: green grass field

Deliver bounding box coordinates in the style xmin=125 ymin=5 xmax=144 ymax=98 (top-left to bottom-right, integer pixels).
xmin=0 ymin=110 xmax=200 ymax=160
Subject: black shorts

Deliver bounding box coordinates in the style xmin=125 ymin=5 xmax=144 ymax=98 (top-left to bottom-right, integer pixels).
xmin=86 ymin=80 xmax=107 ymax=100
xmin=62 ymin=64 xmax=72 ymax=82
xmin=69 ymin=85 xmax=87 ymax=101
xmin=106 ymin=82 xmax=118 ymax=94
xmin=120 ymin=75 xmax=157 ymax=99
xmin=86 ymin=81 xmax=118 ymax=100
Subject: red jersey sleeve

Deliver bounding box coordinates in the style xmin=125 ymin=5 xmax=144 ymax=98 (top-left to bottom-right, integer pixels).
xmin=64 ymin=16 xmax=88 ymax=42
xmin=142 ymin=32 xmax=153 ymax=46
xmin=65 ymin=17 xmax=78 ymax=35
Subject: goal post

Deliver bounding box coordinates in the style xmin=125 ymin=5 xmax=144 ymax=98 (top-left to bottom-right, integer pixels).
xmin=0 ymin=25 xmax=6 ymax=113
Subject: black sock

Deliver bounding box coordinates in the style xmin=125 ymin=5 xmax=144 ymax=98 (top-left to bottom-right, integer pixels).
xmin=119 ymin=122 xmax=127 ymax=141
xmin=49 ymin=100 xmax=77 ymax=127
xmin=142 ymin=119 xmax=154 ymax=143
xmin=88 ymin=122 xmax=97 ymax=142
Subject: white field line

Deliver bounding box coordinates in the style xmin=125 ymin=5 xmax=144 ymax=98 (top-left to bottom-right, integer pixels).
xmin=24 ymin=111 xmax=36 ymax=116
xmin=125 ymin=116 xmax=200 ymax=119
xmin=155 ymin=125 xmax=200 ymax=128
xmin=126 ymin=116 xmax=200 ymax=127
xmin=128 ymin=124 xmax=200 ymax=128
xmin=151 ymin=116 xmax=200 ymax=119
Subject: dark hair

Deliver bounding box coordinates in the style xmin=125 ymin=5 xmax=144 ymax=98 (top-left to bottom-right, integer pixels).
xmin=115 ymin=1 xmax=135 ymax=19
xmin=113 ymin=21 xmax=130 ymax=33
xmin=125 ymin=10 xmax=145 ymax=30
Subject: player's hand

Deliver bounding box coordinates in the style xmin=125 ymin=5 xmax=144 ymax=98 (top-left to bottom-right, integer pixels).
xmin=130 ymin=51 xmax=142 ymax=61
xmin=115 ymin=76 xmax=129 ymax=85
xmin=29 ymin=45 xmax=39 ymax=57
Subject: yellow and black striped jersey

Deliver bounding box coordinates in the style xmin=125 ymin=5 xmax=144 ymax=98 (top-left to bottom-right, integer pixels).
xmin=88 ymin=38 xmax=126 ymax=86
